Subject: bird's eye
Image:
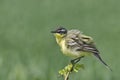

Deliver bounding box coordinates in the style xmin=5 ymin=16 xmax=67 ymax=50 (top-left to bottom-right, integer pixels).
xmin=61 ymin=29 xmax=65 ymax=32
xmin=58 ymin=29 xmax=67 ymax=34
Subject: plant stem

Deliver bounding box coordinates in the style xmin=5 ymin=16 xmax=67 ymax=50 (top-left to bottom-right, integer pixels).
xmin=64 ymin=71 xmax=70 ymax=80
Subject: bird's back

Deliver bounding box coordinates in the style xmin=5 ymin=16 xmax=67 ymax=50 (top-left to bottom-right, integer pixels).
xmin=66 ymin=29 xmax=82 ymax=39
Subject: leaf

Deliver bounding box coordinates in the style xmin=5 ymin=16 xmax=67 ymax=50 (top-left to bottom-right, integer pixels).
xmin=74 ymin=64 xmax=84 ymax=72
xmin=58 ymin=63 xmax=84 ymax=76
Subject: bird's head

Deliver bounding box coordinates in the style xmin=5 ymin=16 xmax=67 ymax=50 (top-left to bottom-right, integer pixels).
xmin=51 ymin=27 xmax=67 ymax=39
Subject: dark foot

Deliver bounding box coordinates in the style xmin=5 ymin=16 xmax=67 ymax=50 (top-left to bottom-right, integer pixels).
xmin=70 ymin=56 xmax=84 ymax=72
xmin=71 ymin=56 xmax=84 ymax=64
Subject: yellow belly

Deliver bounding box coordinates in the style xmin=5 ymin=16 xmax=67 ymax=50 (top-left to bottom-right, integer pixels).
xmin=59 ymin=40 xmax=90 ymax=58
xmin=62 ymin=47 xmax=89 ymax=58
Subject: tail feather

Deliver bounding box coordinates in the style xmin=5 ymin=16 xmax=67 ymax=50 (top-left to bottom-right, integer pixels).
xmin=93 ymin=53 xmax=112 ymax=71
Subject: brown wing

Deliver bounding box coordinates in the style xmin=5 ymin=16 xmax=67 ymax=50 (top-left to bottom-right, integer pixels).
xmin=69 ymin=34 xmax=111 ymax=70
xmin=68 ymin=34 xmax=99 ymax=54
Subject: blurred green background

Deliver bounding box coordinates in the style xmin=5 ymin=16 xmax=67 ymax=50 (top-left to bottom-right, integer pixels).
xmin=0 ymin=0 xmax=120 ymax=80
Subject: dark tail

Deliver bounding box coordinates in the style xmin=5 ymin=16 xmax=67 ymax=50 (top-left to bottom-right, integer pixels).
xmin=93 ymin=53 xmax=112 ymax=71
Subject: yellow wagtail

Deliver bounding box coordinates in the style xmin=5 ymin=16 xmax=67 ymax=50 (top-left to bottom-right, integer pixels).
xmin=51 ymin=27 xmax=111 ymax=71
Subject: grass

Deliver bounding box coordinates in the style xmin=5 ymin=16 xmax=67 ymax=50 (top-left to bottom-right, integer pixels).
xmin=0 ymin=0 xmax=120 ymax=80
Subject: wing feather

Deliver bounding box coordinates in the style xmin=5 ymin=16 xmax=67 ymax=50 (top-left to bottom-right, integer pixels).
xmin=65 ymin=30 xmax=111 ymax=70
xmin=65 ymin=30 xmax=99 ymax=54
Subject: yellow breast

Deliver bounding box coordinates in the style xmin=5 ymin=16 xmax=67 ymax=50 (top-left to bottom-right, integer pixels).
xmin=56 ymin=38 xmax=90 ymax=58
xmin=59 ymin=39 xmax=83 ymax=58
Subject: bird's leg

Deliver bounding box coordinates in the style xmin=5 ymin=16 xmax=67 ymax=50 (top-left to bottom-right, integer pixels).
xmin=70 ymin=56 xmax=84 ymax=71
xmin=71 ymin=56 xmax=84 ymax=64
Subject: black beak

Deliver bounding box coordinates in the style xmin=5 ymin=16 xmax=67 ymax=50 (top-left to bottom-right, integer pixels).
xmin=51 ymin=30 xmax=57 ymax=33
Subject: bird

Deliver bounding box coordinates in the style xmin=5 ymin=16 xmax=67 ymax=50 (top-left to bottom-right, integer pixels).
xmin=51 ymin=27 xmax=111 ymax=71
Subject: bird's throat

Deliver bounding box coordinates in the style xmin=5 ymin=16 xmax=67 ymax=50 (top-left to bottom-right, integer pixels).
xmin=55 ymin=36 xmax=62 ymax=46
